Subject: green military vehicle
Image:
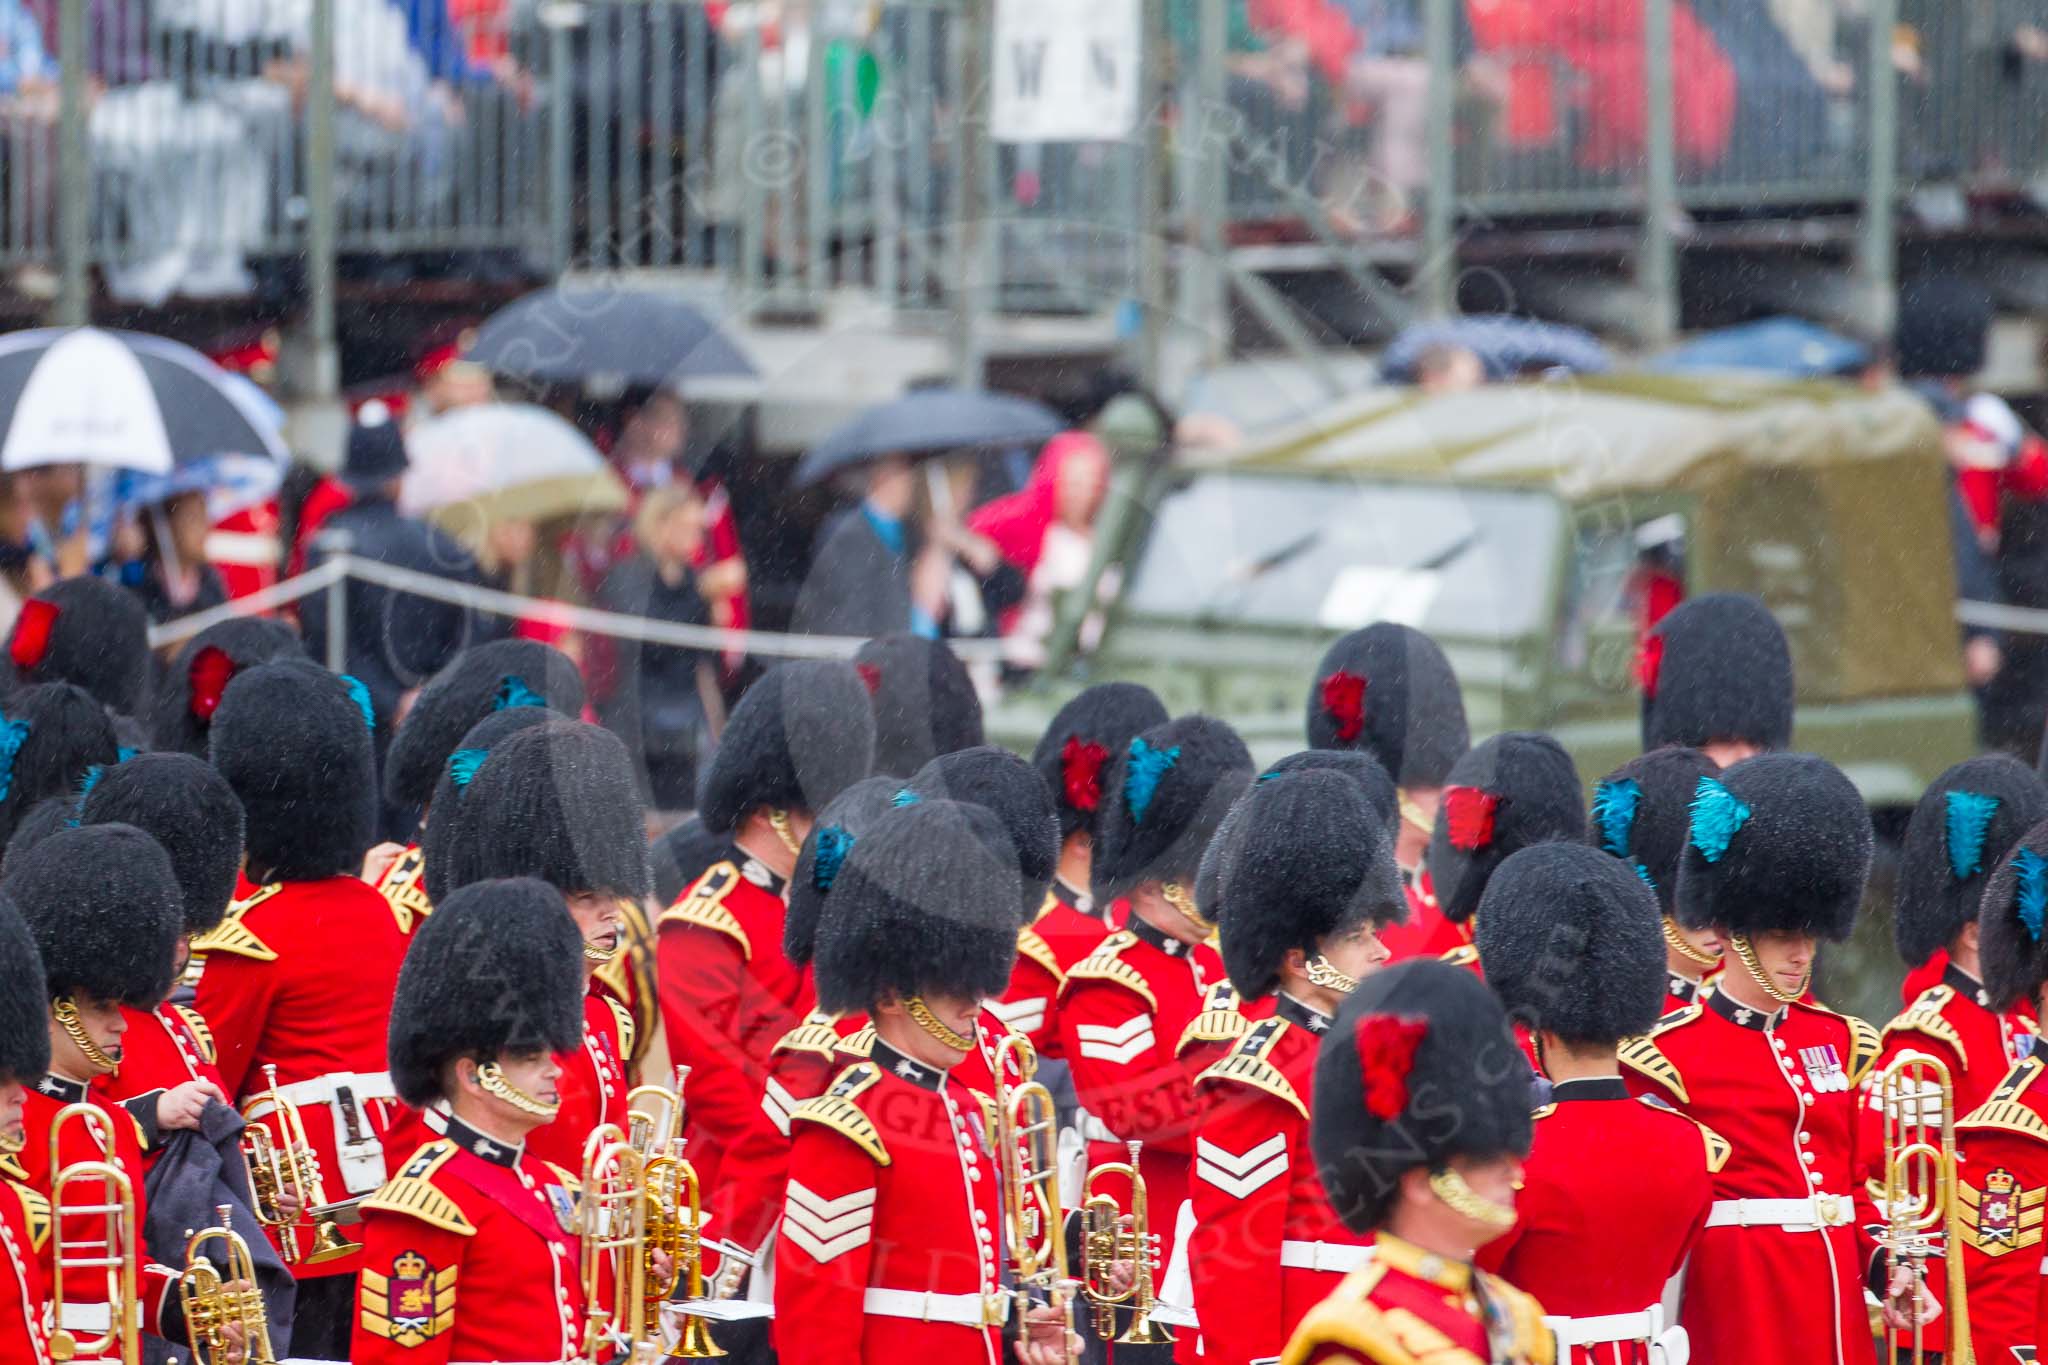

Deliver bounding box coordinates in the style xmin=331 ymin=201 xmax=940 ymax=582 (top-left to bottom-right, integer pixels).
xmin=989 ymin=372 xmax=1978 ymax=813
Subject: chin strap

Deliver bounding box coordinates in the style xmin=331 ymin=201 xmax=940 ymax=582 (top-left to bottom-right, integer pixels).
xmin=1428 ymin=1167 xmax=1517 ymax=1232
xmin=1662 ymin=916 xmax=1720 ymax=968
xmin=1728 ymin=934 xmax=1807 ymax=1004
xmin=0 ymin=1126 xmax=21 ymax=1156
xmin=583 ymin=940 xmax=619 ymax=963
xmin=1160 ymin=881 xmax=1210 ymax=934
xmin=767 ymin=808 xmax=803 ymax=858
xmin=1304 ymin=955 xmax=1359 ymax=994
xmin=904 ymin=996 xmax=976 ymax=1053
xmin=477 ymin=1061 xmax=560 ymax=1119
xmin=53 ymin=997 xmax=117 ymax=1075
xmin=1398 ymin=791 xmax=1434 ymax=836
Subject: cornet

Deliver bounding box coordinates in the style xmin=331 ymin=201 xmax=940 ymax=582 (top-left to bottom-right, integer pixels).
xmin=645 ymin=1138 xmax=723 ymax=1358
xmin=581 ymin=1123 xmax=649 ymax=1363
xmin=627 ymin=1065 xmax=689 ymax=1160
xmin=991 ymin=1033 xmax=1075 ymax=1348
xmin=1878 ymin=1050 xmax=1973 ymax=1365
xmin=1080 ymin=1141 xmax=1173 ymax=1345
xmin=47 ymin=1102 xmax=139 ymax=1365
xmin=241 ymin=1065 xmax=352 ymax=1266
xmin=179 ymin=1203 xmax=276 ymax=1365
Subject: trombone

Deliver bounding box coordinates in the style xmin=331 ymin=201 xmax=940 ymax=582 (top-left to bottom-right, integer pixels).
xmin=581 ymin=1123 xmax=649 ymax=1364
xmin=645 ymin=1138 xmax=723 ymax=1358
xmin=1878 ymin=1050 xmax=1974 ymax=1365
xmin=991 ymin=1033 xmax=1075 ymax=1351
xmin=47 ymin=1102 xmax=139 ymax=1365
xmin=178 ymin=1203 xmax=276 ymax=1365
xmin=241 ymin=1065 xmax=352 ymax=1266
xmin=1080 ymin=1140 xmax=1173 ymax=1345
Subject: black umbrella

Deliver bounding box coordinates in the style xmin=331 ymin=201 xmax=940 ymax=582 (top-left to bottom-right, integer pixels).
xmin=0 ymin=327 xmax=286 ymax=474
xmin=794 ymin=388 xmax=1065 ymax=488
xmin=466 ymin=288 xmax=756 ymax=387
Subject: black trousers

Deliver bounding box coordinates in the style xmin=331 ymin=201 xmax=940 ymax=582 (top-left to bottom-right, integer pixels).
xmin=289 ymin=1274 xmax=357 ymax=1361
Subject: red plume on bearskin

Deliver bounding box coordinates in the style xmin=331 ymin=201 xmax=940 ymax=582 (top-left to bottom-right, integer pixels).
xmin=1355 ymin=1013 xmax=1429 ymax=1120
xmin=1443 ymin=786 xmax=1500 ymax=851
xmin=855 ymin=663 xmax=882 ymax=696
xmin=1637 ymin=632 xmax=1665 ymax=699
xmin=1060 ymin=735 xmax=1110 ymax=813
xmin=187 ymin=646 xmax=236 ymax=721
xmin=9 ymin=599 xmax=56 ymax=671
xmin=1319 ymin=670 xmax=1368 ymax=743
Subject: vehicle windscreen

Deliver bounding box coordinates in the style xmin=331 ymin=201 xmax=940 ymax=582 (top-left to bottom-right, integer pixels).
xmin=1125 ymin=474 xmax=1563 ymax=638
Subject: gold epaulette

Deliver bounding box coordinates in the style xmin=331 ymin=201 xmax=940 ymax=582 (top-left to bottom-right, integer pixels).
xmin=1438 ymin=943 xmax=1480 ymax=970
xmin=1962 ymin=1056 xmax=2048 ymax=1146
xmin=1618 ymin=1003 xmax=1699 ymax=1104
xmin=1177 ymin=981 xmax=1248 ymax=1058
xmin=603 ymin=995 xmax=635 ymax=1061
xmin=1882 ymin=985 xmax=1967 ymax=1068
xmin=791 ymin=1063 xmax=890 ymax=1165
xmin=375 ymin=845 xmax=433 ymax=936
xmin=1635 ymin=1094 xmax=1730 ymax=1173
xmin=1278 ymin=1264 xmax=1553 ymax=1365
xmin=1196 ymin=1017 xmax=1306 ymax=1118
xmin=8 ymin=1183 xmax=48 ymax=1252
xmin=189 ymin=884 xmax=281 ymax=961
xmin=171 ymin=1005 xmax=216 ymax=1065
xmin=1033 ymin=888 xmax=1061 ymax=922
xmin=1830 ymin=1010 xmax=1882 ymax=1087
xmin=776 ymin=1011 xmax=845 ymax=1060
xmin=658 ymin=862 xmax=750 ymax=959
xmin=1064 ymin=931 xmax=1156 ymax=1008
xmin=1016 ymin=925 xmax=1064 ymax=987
xmin=836 ymin=1024 xmax=876 ymax=1059
xmin=0 ymin=1153 xmax=23 ymax=1182
xmin=358 ymin=1142 xmax=475 ymax=1236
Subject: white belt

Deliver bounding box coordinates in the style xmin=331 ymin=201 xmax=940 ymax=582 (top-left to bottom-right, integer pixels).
xmin=1545 ymin=1307 xmax=1690 ymax=1363
xmin=1279 ymin=1241 xmax=1373 ymax=1274
xmin=1704 ymin=1194 xmax=1852 ymax=1231
xmin=255 ymin=1070 xmax=397 ymax=1109
xmin=245 ymin=1070 xmax=395 ymax=1196
xmin=861 ymin=1288 xmax=1011 ymax=1328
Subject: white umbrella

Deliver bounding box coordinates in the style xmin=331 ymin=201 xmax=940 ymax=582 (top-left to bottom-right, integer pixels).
xmin=401 ymin=403 xmax=628 ymax=527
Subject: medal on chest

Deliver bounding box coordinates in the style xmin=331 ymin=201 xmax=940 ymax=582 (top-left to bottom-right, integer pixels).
xmin=1796 ymin=1043 xmax=1848 ymax=1093
xmin=546 ymin=1180 xmax=578 ymax=1234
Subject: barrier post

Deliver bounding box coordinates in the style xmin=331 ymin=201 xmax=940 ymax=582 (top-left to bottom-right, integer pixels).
xmin=313 ymin=532 xmax=353 ymax=673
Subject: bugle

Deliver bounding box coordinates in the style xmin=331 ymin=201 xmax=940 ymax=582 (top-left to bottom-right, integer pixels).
xmin=240 ymin=1065 xmax=351 ymax=1265
xmin=179 ymin=1203 xmax=276 ymax=1365
xmin=1879 ymin=1049 xmax=1973 ymax=1365
xmin=47 ymin=1102 xmax=140 ymax=1365
xmin=1079 ymin=1140 xmax=1173 ymax=1345
xmin=581 ymin=1123 xmax=649 ymax=1363
xmin=991 ymin=1033 xmax=1074 ymax=1352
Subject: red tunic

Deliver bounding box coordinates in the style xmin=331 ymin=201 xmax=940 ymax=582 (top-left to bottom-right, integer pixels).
xmin=0 ymin=1163 xmax=48 ymax=1365
xmin=1664 ymin=967 xmax=1713 ymax=1017
xmin=1190 ymin=997 xmax=1369 ymax=1365
xmin=94 ymin=1002 xmax=225 ymax=1172
xmin=774 ymin=1042 xmax=1006 ymax=1365
xmin=190 ymin=876 xmax=411 ymax=1276
xmin=1277 ymin=1233 xmax=1552 ymax=1365
xmin=18 ymin=1079 xmax=179 ymax=1340
xmin=352 ymin=1119 xmax=586 ymax=1364
xmin=1058 ymin=921 xmax=1211 ymax=1273
xmin=1375 ymin=868 xmax=1462 ymax=962
xmin=1620 ymin=988 xmax=1882 ymax=1365
xmin=1955 ymin=1049 xmax=2048 ymax=1362
xmin=656 ymin=855 xmax=813 ymax=1265
xmin=1877 ymin=963 xmax=2039 ymax=1120
xmin=990 ymin=921 xmax=1068 ymax=1055
xmin=1476 ymin=1077 xmax=1716 ymax=1364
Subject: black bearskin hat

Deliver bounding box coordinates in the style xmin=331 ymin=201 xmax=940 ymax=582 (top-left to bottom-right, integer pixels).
xmin=1312 ymin=960 xmax=1534 ymax=1235
xmin=431 ymin=719 xmax=650 ymax=904
xmin=1032 ymin=682 xmax=1170 ymax=841
xmin=418 ymin=707 xmax=557 ymax=903
xmin=1259 ymin=749 xmax=1400 ymax=831
xmin=652 ymin=815 xmax=727 ymax=910
xmin=0 ymin=683 xmax=119 ymax=846
xmin=387 ymin=878 xmax=587 ymax=1108
xmin=1306 ymin=624 xmax=1469 ymax=789
xmin=149 ymin=617 xmax=305 ymax=757
xmin=1641 ymin=594 xmax=1794 ymax=753
xmin=1093 ymin=715 xmax=1254 ymax=904
xmin=699 ymin=661 xmax=876 ymax=835
xmin=1212 ymin=768 xmax=1406 ymax=1000
xmin=384 ymin=639 xmax=586 ymax=809
xmin=786 ymin=777 xmax=906 ymax=967
xmin=899 ymin=746 xmax=1058 ymax=922
xmin=854 ymin=634 xmax=984 ymax=778
xmin=1896 ymin=755 xmax=2048 ymax=970
xmin=1474 ymin=842 xmax=1665 ymax=1046
xmin=78 ymin=753 xmax=245 ymax=935
xmin=4 ymin=577 xmax=149 ymax=717
xmin=0 ymin=894 xmax=47 ymax=1082
xmin=5 ymin=824 xmax=181 ymax=1007
xmin=1982 ymin=820 xmax=2048 ymax=1011
xmin=0 ymin=799 xmax=70 ymax=872
xmin=1425 ymin=732 xmax=1586 ymax=925
xmin=1586 ymin=747 xmax=1720 ymax=918
xmin=1674 ymin=752 xmax=1872 ymax=942
xmin=813 ymin=799 xmax=1026 ymax=1014
xmin=210 ymin=661 xmax=376 ymax=882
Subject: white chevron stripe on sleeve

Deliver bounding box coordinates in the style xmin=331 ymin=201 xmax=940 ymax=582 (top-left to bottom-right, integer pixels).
xmin=1076 ymin=1015 xmax=1156 ymax=1064
xmin=984 ymin=996 xmax=1047 ymax=1036
xmin=782 ymin=1180 xmax=877 ymax=1264
xmin=1195 ymin=1135 xmax=1289 ymax=1199
xmin=1078 ymin=1028 xmax=1155 ymax=1065
xmin=762 ymin=1076 xmax=799 ymax=1136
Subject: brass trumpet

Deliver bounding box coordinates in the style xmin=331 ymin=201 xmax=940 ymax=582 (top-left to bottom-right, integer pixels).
xmin=581 ymin=1123 xmax=649 ymax=1363
xmin=241 ymin=1065 xmax=352 ymax=1266
xmin=48 ymin=1102 xmax=139 ymax=1365
xmin=1878 ymin=1050 xmax=1973 ymax=1365
xmin=179 ymin=1203 xmax=275 ymax=1365
xmin=645 ymin=1138 xmax=723 ymax=1357
xmin=1080 ymin=1141 xmax=1173 ymax=1345
xmin=627 ymin=1065 xmax=689 ymax=1160
xmin=991 ymin=1033 xmax=1074 ymax=1346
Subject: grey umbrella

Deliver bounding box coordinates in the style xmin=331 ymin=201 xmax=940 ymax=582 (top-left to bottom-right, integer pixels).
xmin=466 ymin=287 xmax=757 ymax=387
xmin=794 ymin=388 xmax=1065 ymax=487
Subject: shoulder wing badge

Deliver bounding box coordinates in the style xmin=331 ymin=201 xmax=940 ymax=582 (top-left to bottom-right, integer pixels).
xmin=360 ymin=1247 xmax=459 ymax=1347
xmin=8 ymin=1183 xmax=49 ymax=1251
xmin=776 ymin=1011 xmax=845 ymax=1060
xmin=790 ymin=1063 xmax=890 ymax=1165
xmin=188 ymin=885 xmax=280 ymax=962
xmin=1177 ymin=981 xmax=1249 ymax=1057
xmin=1883 ymin=987 xmax=1967 ymax=1069
xmin=1618 ymin=1007 xmax=1696 ymax=1105
xmin=359 ymin=1142 xmax=475 ymax=1237
xmin=1196 ymin=1018 xmax=1306 ymax=1118
xmin=375 ymin=846 xmax=434 ymax=936
xmin=1015 ymin=925 xmax=1065 ymax=987
xmin=658 ymin=862 xmax=750 ymax=959
xmin=170 ymin=1005 xmax=217 ymax=1065
xmin=1064 ymin=932 xmax=1156 ymax=1009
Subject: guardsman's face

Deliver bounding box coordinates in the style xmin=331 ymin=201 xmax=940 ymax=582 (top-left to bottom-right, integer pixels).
xmin=1321 ymin=923 xmax=1391 ymax=985
xmin=1453 ymin=1153 xmax=1523 ymax=1226
xmin=493 ymin=1048 xmax=562 ymax=1112
xmin=1749 ymin=930 xmax=1817 ymax=996
xmin=55 ymin=994 xmax=126 ymax=1073
xmin=0 ymin=1078 xmax=23 ymax=1150
xmin=563 ymin=892 xmax=623 ymax=956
